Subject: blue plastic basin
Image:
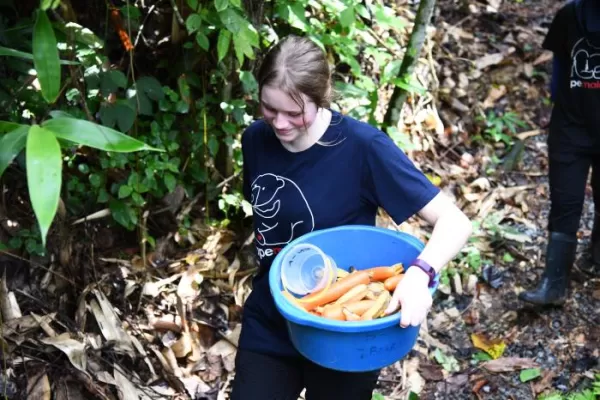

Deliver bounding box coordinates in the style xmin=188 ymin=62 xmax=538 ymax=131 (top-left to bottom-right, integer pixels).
xmin=269 ymin=225 xmax=439 ymax=372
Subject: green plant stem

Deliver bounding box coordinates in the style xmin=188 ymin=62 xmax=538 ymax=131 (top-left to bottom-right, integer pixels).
xmin=383 ymin=0 xmax=437 ymax=130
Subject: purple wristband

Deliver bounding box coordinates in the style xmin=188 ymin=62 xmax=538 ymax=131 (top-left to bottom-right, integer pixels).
xmin=409 ymin=258 xmax=436 ymax=288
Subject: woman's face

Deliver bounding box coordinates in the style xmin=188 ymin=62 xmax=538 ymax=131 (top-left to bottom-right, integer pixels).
xmin=260 ymin=85 xmax=318 ymax=144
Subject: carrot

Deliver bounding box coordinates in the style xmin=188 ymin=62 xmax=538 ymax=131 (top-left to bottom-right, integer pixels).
xmin=344 ymin=300 xmax=376 ymax=315
xmin=320 ymin=300 xmax=376 ymax=320
xmin=383 ymin=274 xmax=405 ymax=292
xmin=297 ymin=270 xmax=370 ymax=311
xmin=364 ymin=265 xmax=403 ymax=281
xmin=337 ymin=268 xmax=350 ymax=280
xmin=321 ymin=305 xmax=346 ymax=320
xmin=334 ymin=283 xmax=368 ymax=305
xmin=281 ymin=291 xmax=306 ymax=311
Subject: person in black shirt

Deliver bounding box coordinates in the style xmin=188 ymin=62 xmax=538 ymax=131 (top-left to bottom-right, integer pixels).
xmin=519 ymin=0 xmax=600 ymax=306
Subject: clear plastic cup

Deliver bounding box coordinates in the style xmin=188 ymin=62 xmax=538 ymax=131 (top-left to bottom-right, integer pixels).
xmin=280 ymin=243 xmax=337 ymax=296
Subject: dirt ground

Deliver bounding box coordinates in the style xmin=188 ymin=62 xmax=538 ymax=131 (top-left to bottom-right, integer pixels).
xmin=373 ymin=0 xmax=600 ymax=398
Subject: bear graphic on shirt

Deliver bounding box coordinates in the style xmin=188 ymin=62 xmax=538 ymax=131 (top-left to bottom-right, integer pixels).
xmin=250 ymin=173 xmax=315 ymax=247
xmin=571 ymin=37 xmax=600 ymax=80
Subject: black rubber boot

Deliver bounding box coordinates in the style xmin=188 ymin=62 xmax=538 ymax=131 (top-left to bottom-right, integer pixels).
xmin=519 ymin=231 xmax=577 ymax=306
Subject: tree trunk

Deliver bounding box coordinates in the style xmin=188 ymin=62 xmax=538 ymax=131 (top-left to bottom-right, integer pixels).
xmin=243 ymin=0 xmax=265 ymax=73
xmin=383 ymin=0 xmax=437 ymax=131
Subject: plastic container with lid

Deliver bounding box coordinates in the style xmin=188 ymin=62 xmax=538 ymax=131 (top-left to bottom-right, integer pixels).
xmin=280 ymin=243 xmax=337 ymax=296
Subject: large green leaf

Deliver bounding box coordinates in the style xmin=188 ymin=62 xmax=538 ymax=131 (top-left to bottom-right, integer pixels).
xmin=0 ymin=121 xmax=25 ymax=134
xmin=33 ymin=10 xmax=61 ymax=103
xmin=42 ymin=117 xmax=163 ymax=152
xmin=26 ymin=126 xmax=62 ymax=247
xmin=0 ymin=46 xmax=79 ymax=65
xmin=40 ymin=0 xmax=60 ymax=10
xmin=0 ymin=125 xmax=29 ymax=178
xmin=48 ymin=110 xmax=75 ymax=119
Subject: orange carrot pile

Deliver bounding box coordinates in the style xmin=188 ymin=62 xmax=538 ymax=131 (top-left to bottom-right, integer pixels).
xmin=282 ymin=263 xmax=405 ymax=321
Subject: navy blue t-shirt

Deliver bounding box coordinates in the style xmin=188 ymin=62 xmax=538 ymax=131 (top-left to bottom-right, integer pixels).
xmin=238 ymin=110 xmax=440 ymax=357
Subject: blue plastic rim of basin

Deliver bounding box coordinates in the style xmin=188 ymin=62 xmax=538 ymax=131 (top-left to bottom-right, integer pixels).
xmin=269 ymin=225 xmax=439 ymax=372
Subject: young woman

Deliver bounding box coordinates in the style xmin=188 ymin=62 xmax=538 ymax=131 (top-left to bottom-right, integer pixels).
xmin=519 ymin=0 xmax=600 ymax=306
xmin=230 ymin=35 xmax=472 ymax=399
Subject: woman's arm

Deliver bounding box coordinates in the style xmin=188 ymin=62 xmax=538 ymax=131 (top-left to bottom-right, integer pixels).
xmin=414 ymin=191 xmax=473 ymax=273
xmin=384 ymin=191 xmax=472 ymax=327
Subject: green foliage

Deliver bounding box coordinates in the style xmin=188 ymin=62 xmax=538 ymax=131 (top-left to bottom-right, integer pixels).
xmin=537 ymin=374 xmax=600 ymax=400
xmin=43 ymin=116 xmax=162 ymax=152
xmin=0 ymin=125 xmax=28 ymax=177
xmin=433 ymin=348 xmax=460 ymax=372
xmin=183 ymin=0 xmax=259 ymax=65
xmin=26 ymin=126 xmax=62 ymax=247
xmin=471 ymin=351 xmax=493 ymax=364
xmin=475 ymin=110 xmax=528 ymax=145
xmin=1 ymin=227 xmax=45 ymax=257
xmin=0 ymin=118 xmax=161 ymax=245
xmin=0 ymin=0 xmax=424 ymax=250
xmin=520 ymin=368 xmax=541 ymax=383
xmin=271 ymin=1 xmax=412 ymax=127
xmin=32 ymin=9 xmax=61 ymax=103
xmin=0 ymin=6 xmax=165 ymax=244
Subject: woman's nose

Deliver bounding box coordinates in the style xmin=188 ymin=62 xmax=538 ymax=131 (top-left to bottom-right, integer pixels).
xmin=273 ymin=113 xmax=288 ymax=128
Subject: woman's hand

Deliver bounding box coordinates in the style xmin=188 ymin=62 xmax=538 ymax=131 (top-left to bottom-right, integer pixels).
xmin=384 ymin=267 xmax=433 ymax=328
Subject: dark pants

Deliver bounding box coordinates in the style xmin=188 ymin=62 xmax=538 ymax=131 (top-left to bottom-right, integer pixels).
xmin=547 ymin=122 xmax=600 ymax=236
xmin=230 ymin=349 xmax=380 ymax=400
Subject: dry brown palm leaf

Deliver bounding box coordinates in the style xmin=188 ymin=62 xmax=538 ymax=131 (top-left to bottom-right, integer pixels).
xmin=177 ymin=267 xmax=203 ymax=304
xmin=40 ymin=333 xmax=88 ymax=375
xmin=55 ymin=380 xmax=87 ymax=400
xmin=207 ymin=339 xmax=236 ymax=373
xmin=180 ymin=375 xmax=212 ymax=399
xmin=0 ymin=274 xmax=21 ymax=321
xmin=2 ymin=312 xmax=56 ymax=338
xmin=89 ymin=289 xmax=134 ymax=356
xmin=481 ymin=357 xmax=539 ymax=372
xmin=114 ymin=366 xmax=152 ymax=400
xmin=26 ymin=370 xmax=51 ymax=400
